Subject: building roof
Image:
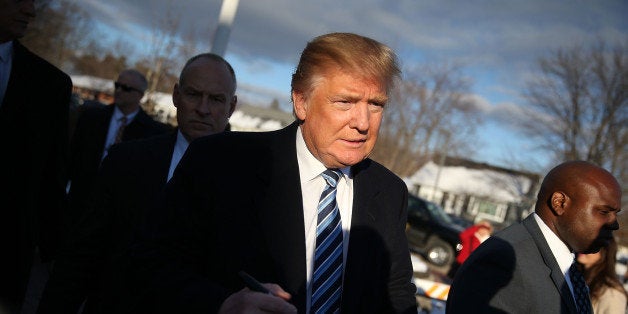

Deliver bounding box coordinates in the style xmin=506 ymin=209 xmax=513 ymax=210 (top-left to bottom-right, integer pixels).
xmin=406 ymin=160 xmax=539 ymax=203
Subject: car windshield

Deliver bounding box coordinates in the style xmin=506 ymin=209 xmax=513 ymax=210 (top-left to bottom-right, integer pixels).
xmin=425 ymin=201 xmax=454 ymax=225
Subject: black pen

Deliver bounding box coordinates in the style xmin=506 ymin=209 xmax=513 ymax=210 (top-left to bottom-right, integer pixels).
xmin=239 ymin=271 xmax=272 ymax=295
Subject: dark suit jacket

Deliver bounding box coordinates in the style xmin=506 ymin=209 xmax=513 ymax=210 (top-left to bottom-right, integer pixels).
xmin=67 ymin=104 xmax=171 ymax=226
xmin=446 ymin=214 xmax=583 ymax=313
xmin=0 ymin=40 xmax=72 ymax=308
xmin=38 ymin=132 xmax=178 ymax=314
xmin=128 ymin=122 xmax=417 ymax=313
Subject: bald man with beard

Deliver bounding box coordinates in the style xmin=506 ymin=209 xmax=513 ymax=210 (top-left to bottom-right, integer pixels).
xmin=447 ymin=161 xmax=621 ymax=314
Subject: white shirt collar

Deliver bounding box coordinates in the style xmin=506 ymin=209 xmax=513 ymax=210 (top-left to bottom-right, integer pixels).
xmin=174 ymin=129 xmax=190 ymax=153
xmin=532 ymin=212 xmax=575 ymax=274
xmin=113 ymin=105 xmax=139 ymax=121
xmin=296 ymin=125 xmax=350 ymax=183
xmin=167 ymin=130 xmax=190 ymax=182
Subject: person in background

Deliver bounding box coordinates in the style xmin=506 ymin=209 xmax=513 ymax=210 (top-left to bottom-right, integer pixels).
xmin=67 ymin=69 xmax=171 ymax=227
xmin=0 ymin=0 xmax=72 ymax=312
xmin=126 ymin=32 xmax=417 ymax=314
xmin=576 ymin=237 xmax=627 ymax=314
xmin=448 ymin=219 xmax=493 ymax=279
xmin=37 ymin=53 xmax=237 ymax=314
xmin=447 ymin=160 xmax=622 ymax=313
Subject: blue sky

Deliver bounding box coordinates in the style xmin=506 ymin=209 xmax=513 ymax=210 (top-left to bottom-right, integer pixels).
xmin=74 ymin=0 xmax=627 ymax=172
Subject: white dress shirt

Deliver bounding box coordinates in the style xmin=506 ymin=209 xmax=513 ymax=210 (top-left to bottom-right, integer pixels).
xmin=167 ymin=130 xmax=189 ymax=181
xmin=101 ymin=106 xmax=139 ymax=160
xmin=0 ymin=41 xmax=13 ymax=106
xmin=532 ymin=213 xmax=579 ymax=300
xmin=296 ymin=126 xmax=353 ymax=314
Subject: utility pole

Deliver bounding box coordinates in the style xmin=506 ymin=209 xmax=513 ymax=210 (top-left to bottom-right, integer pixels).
xmin=432 ymin=130 xmax=450 ymax=202
xmin=211 ymin=0 xmax=240 ymax=57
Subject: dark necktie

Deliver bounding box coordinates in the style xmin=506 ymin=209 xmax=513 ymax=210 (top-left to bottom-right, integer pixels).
xmin=569 ymin=262 xmax=592 ymax=314
xmin=311 ymin=169 xmax=343 ymax=314
xmin=114 ymin=116 xmax=127 ymax=144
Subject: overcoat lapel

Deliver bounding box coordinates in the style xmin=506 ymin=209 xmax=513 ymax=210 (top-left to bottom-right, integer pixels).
xmin=523 ymin=216 xmax=578 ymax=313
xmin=255 ymin=123 xmax=308 ymax=312
xmin=342 ymin=160 xmax=380 ymax=304
xmin=1 ymin=42 xmax=36 ymax=119
xmin=94 ymin=105 xmax=115 ymax=157
xmin=147 ymin=132 xmax=177 ymax=184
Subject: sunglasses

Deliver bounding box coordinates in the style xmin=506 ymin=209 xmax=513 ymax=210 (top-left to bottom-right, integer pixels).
xmin=114 ymin=82 xmax=143 ymax=93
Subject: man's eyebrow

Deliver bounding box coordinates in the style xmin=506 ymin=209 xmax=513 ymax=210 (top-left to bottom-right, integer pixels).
xmin=335 ymin=91 xmax=388 ymax=102
xmin=370 ymin=95 xmax=388 ymax=104
xmin=601 ymin=205 xmax=621 ymax=212
xmin=183 ymin=86 xmax=225 ymax=95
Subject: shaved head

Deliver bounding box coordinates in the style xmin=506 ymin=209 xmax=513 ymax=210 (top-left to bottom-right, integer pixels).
xmin=535 ymin=161 xmax=621 ymax=253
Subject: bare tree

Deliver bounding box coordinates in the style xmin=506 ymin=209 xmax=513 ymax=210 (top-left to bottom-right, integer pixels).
xmin=21 ymin=0 xmax=95 ymax=71
xmin=523 ymin=40 xmax=627 ymax=181
xmin=372 ymin=63 xmax=483 ymax=177
xmin=138 ymin=1 xmax=183 ymax=115
xmin=177 ymin=24 xmax=211 ymax=62
xmin=523 ymin=41 xmax=627 ymax=247
xmin=73 ymin=53 xmax=125 ymax=79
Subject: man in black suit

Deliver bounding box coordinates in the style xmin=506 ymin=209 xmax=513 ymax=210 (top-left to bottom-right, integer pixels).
xmin=67 ymin=69 xmax=171 ymax=227
xmin=37 ymin=53 xmax=238 ymax=313
xmin=446 ymin=161 xmax=621 ymax=313
xmin=129 ymin=32 xmax=417 ymax=313
xmin=0 ymin=0 xmax=72 ymax=312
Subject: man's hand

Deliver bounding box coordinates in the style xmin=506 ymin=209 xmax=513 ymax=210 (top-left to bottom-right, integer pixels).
xmin=218 ymin=283 xmax=297 ymax=313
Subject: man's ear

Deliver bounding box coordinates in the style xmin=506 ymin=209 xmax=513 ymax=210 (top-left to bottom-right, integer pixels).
xmin=292 ymin=91 xmax=307 ymax=121
xmin=228 ymin=95 xmax=237 ymax=117
xmin=550 ymin=191 xmax=568 ymax=215
xmin=172 ymin=83 xmax=180 ymax=108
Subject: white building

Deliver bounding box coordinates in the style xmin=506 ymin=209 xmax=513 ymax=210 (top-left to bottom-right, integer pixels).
xmin=405 ymin=158 xmax=540 ymax=227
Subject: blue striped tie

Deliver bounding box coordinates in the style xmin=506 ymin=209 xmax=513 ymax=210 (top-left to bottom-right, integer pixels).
xmin=570 ymin=261 xmax=592 ymax=314
xmin=311 ymin=169 xmax=343 ymax=314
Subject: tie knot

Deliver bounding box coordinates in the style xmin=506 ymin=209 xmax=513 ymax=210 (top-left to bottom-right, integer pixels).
xmin=570 ymin=261 xmax=581 ymax=275
xmin=119 ymin=116 xmax=127 ymax=124
xmin=322 ymin=169 xmax=341 ymax=188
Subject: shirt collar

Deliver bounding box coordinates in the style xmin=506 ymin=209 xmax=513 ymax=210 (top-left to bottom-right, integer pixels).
xmin=296 ymin=126 xmax=350 ymax=184
xmin=533 ymin=212 xmax=575 ymax=274
xmin=0 ymin=41 xmax=13 ymax=63
xmin=174 ymin=129 xmax=190 ymax=153
xmin=113 ymin=105 xmax=139 ymax=121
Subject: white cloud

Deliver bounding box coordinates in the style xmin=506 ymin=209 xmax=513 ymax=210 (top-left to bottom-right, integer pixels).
xmin=71 ymin=0 xmax=627 ymax=169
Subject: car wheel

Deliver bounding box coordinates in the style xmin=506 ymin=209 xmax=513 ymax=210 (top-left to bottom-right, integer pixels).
xmin=426 ymin=237 xmax=454 ymax=267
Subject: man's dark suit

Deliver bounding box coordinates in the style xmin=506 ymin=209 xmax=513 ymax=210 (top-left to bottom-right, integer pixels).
xmin=0 ymin=40 xmax=72 ymax=309
xmin=128 ymin=122 xmax=417 ymax=313
xmin=67 ymin=104 xmax=171 ymax=226
xmin=446 ymin=215 xmax=582 ymax=313
xmin=38 ymin=132 xmax=177 ymax=313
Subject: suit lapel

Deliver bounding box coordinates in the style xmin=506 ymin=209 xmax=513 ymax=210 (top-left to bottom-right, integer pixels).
xmin=1 ymin=42 xmax=31 ymax=117
xmin=349 ymin=160 xmax=379 ymax=228
xmin=523 ymin=216 xmax=578 ymax=313
xmin=343 ymin=160 xmax=380 ymax=305
xmin=254 ymin=123 xmax=308 ymax=312
xmin=87 ymin=105 xmax=114 ymax=157
xmin=151 ymin=131 xmax=178 ymax=184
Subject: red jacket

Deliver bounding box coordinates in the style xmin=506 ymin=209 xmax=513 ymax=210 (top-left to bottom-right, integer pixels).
xmin=456 ymin=225 xmax=489 ymax=265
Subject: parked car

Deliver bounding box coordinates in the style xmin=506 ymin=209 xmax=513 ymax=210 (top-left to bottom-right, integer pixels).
xmin=406 ymin=195 xmax=464 ymax=267
xmin=447 ymin=213 xmax=473 ymax=229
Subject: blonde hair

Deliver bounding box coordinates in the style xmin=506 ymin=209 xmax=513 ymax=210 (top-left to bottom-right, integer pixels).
xmin=291 ymin=32 xmax=400 ymax=98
